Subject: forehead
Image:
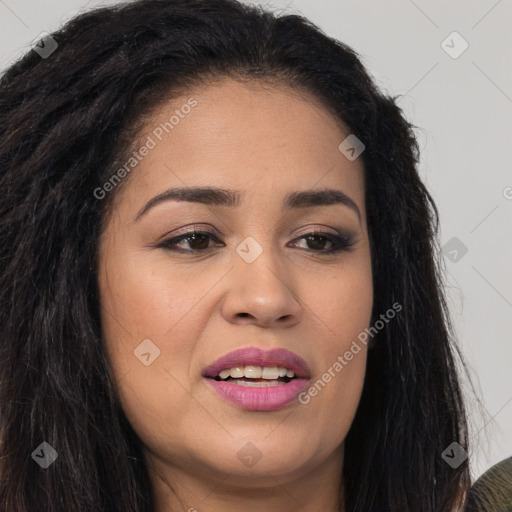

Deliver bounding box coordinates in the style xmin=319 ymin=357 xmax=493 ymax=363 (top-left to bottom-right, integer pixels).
xmin=110 ymin=77 xmax=366 ymax=220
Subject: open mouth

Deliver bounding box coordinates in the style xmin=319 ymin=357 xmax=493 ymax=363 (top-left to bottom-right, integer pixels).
xmin=210 ymin=365 xmax=297 ymax=387
xmin=202 ymin=347 xmax=311 ymax=410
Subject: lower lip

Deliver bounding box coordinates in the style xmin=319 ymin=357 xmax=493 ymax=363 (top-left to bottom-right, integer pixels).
xmin=205 ymin=378 xmax=310 ymax=411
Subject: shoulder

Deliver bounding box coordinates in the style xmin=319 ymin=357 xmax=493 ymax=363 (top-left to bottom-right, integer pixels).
xmin=465 ymin=456 xmax=512 ymax=511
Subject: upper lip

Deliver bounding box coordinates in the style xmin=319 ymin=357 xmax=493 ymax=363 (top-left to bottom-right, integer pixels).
xmin=202 ymin=346 xmax=311 ymax=379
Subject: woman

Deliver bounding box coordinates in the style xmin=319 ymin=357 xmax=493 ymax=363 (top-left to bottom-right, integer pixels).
xmin=0 ymin=0 xmax=474 ymax=510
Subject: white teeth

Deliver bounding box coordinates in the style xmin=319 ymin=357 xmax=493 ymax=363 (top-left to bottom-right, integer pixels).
xmin=261 ymin=366 xmax=279 ymax=379
xmin=229 ymin=367 xmax=244 ymax=378
xmin=217 ymin=365 xmax=295 ymax=380
xmin=219 ymin=369 xmax=231 ymax=379
xmin=231 ymin=379 xmax=286 ymax=387
xmin=244 ymin=365 xmax=262 ymax=378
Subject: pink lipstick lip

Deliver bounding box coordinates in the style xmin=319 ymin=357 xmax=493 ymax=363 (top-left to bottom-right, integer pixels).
xmin=205 ymin=378 xmax=310 ymax=411
xmin=202 ymin=346 xmax=311 ymax=379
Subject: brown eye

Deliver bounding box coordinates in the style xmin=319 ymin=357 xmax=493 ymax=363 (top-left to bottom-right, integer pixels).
xmin=289 ymin=232 xmax=354 ymax=254
xmin=159 ymin=229 xmax=354 ymax=255
xmin=301 ymin=234 xmax=332 ymax=251
xmin=159 ymin=231 xmax=224 ymax=253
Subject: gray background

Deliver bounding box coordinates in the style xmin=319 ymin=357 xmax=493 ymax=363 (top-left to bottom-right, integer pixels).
xmin=1 ymin=0 xmax=510 ymax=481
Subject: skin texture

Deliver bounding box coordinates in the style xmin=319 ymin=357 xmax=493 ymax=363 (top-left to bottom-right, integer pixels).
xmin=97 ymin=78 xmax=373 ymax=512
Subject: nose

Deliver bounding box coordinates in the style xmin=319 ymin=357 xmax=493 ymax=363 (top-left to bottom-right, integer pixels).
xmin=220 ymin=242 xmax=302 ymax=328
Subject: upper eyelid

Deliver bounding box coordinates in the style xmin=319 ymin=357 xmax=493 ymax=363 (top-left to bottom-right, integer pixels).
xmin=160 ymin=229 xmax=353 ymax=251
xmin=163 ymin=222 xmax=351 ymax=238
xmin=165 ymin=228 xmax=346 ymax=242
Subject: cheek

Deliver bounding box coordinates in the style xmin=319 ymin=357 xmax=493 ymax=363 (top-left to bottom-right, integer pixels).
xmin=298 ymin=259 xmax=372 ymax=432
xmin=97 ymin=250 xmax=208 ymax=433
xmin=307 ymin=257 xmax=373 ymax=349
xmin=98 ymin=247 xmax=208 ymax=346
xmin=97 ymin=277 xmax=205 ymax=464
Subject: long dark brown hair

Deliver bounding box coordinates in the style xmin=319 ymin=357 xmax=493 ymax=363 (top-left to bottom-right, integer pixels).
xmin=0 ymin=0 xmax=474 ymax=510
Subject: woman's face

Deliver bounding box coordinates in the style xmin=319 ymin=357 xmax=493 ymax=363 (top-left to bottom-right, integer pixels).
xmin=97 ymin=78 xmax=373 ymax=497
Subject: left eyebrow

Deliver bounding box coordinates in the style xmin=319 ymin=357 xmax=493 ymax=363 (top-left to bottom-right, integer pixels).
xmin=133 ymin=186 xmax=362 ymax=223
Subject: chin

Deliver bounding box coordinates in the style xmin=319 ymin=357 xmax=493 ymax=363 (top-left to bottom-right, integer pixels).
xmin=189 ymin=437 xmax=328 ymax=486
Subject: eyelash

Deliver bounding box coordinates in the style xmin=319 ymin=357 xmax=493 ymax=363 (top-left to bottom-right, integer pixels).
xmin=157 ymin=229 xmax=355 ymax=255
